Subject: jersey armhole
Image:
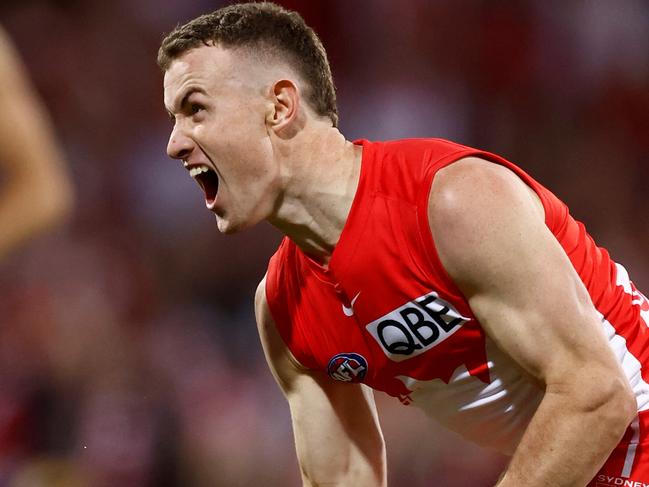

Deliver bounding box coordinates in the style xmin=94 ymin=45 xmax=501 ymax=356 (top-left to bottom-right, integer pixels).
xmin=264 ymin=244 xmax=320 ymax=371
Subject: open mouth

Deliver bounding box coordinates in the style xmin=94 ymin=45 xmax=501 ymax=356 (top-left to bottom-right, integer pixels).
xmin=189 ymin=165 xmax=219 ymax=205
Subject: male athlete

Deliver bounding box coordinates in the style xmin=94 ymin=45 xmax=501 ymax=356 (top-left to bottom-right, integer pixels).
xmin=0 ymin=26 xmax=73 ymax=261
xmin=159 ymin=3 xmax=648 ymax=486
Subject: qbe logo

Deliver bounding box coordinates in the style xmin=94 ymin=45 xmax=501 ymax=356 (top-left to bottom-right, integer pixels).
xmin=327 ymin=353 xmax=368 ymax=383
xmin=365 ymin=291 xmax=470 ymax=362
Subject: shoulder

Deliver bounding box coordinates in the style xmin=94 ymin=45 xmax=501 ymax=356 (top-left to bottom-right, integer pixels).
xmin=255 ymin=274 xmax=282 ymax=338
xmin=254 ymin=274 xmax=273 ymax=340
xmin=430 ymin=156 xmax=544 ymax=229
xmin=255 ymin=274 xmax=279 ymax=348
xmin=428 ymin=157 xmax=546 ymax=288
xmin=432 ymin=156 xmax=527 ymax=197
xmin=254 ymin=274 xmax=268 ymax=314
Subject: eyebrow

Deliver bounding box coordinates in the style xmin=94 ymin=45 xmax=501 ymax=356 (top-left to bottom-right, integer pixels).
xmin=165 ymin=87 xmax=206 ymax=119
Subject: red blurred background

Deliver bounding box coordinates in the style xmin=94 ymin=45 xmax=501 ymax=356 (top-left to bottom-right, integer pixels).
xmin=1 ymin=1 xmax=648 ymax=485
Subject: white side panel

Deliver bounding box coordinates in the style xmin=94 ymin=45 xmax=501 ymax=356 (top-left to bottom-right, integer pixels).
xmin=398 ymin=338 xmax=543 ymax=455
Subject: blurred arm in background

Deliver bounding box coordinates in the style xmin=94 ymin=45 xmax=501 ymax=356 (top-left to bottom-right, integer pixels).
xmin=0 ymin=25 xmax=73 ymax=261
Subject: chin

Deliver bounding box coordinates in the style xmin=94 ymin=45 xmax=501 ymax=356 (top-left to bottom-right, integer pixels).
xmin=215 ymin=215 xmax=247 ymax=235
xmin=215 ymin=217 xmax=236 ymax=234
xmin=214 ymin=207 xmax=267 ymax=235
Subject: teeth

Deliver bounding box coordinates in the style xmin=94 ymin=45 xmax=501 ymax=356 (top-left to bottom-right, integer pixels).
xmin=189 ymin=165 xmax=210 ymax=178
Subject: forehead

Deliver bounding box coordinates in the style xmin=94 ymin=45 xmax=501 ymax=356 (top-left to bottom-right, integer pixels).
xmin=163 ymin=45 xmax=244 ymax=106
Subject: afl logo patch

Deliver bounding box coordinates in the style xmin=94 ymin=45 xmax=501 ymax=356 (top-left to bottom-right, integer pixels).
xmin=327 ymin=353 xmax=368 ymax=383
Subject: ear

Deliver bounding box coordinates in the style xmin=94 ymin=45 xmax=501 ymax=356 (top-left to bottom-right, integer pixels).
xmin=266 ymin=79 xmax=300 ymax=136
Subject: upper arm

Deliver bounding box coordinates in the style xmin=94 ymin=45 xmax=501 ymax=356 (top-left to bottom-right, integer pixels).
xmin=428 ymin=158 xmax=632 ymax=400
xmin=0 ymin=27 xmax=73 ymax=260
xmin=0 ymin=27 xmax=71 ymax=197
xmin=254 ymin=277 xmax=386 ymax=486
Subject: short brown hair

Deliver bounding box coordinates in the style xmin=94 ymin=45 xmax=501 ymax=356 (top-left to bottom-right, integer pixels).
xmin=158 ymin=2 xmax=338 ymax=127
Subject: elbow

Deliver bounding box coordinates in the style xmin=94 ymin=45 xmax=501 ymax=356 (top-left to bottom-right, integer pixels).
xmin=614 ymin=378 xmax=637 ymax=427
xmin=305 ymin=460 xmax=387 ymax=487
xmin=555 ymin=368 xmax=637 ymax=443
xmin=48 ymin=184 xmax=74 ymax=224
xmin=302 ymin=444 xmax=387 ymax=487
xmin=591 ymin=375 xmax=637 ymax=437
xmin=39 ymin=176 xmax=75 ymax=228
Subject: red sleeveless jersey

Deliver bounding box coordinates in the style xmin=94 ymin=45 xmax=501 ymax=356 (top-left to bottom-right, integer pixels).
xmin=265 ymin=138 xmax=649 ymax=476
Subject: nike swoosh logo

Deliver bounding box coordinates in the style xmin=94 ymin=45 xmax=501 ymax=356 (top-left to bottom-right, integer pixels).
xmin=342 ymin=292 xmax=361 ymax=317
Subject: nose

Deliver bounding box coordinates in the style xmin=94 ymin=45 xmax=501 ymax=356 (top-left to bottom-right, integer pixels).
xmin=166 ymin=124 xmax=194 ymax=161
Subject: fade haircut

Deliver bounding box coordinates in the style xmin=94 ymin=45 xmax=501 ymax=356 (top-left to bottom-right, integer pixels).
xmin=158 ymin=2 xmax=338 ymax=127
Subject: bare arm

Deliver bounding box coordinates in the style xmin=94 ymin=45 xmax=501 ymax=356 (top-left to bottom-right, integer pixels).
xmin=255 ymin=277 xmax=387 ymax=487
xmin=429 ymin=157 xmax=636 ymax=486
xmin=0 ymin=27 xmax=74 ymax=260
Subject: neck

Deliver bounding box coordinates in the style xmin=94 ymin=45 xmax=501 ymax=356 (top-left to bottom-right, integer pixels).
xmin=267 ymin=124 xmax=363 ymax=266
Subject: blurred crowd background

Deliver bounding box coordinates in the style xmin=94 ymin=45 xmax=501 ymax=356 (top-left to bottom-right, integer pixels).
xmin=1 ymin=0 xmax=648 ymax=485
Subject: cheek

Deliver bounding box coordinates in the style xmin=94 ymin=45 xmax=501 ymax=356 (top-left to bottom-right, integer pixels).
xmin=231 ymin=101 xmax=268 ymax=138
xmin=193 ymin=121 xmax=230 ymax=156
xmin=193 ymin=122 xmax=208 ymax=140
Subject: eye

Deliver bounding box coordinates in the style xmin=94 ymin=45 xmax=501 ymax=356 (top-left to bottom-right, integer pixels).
xmin=190 ymin=103 xmax=204 ymax=115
